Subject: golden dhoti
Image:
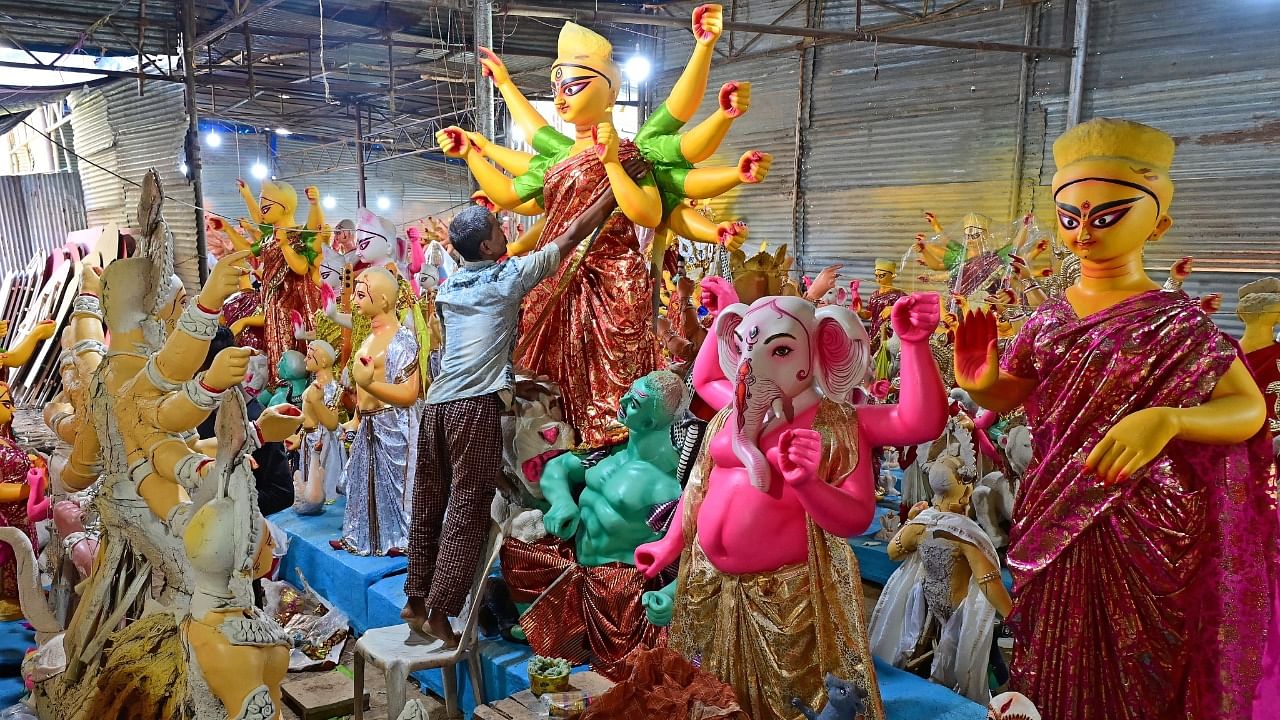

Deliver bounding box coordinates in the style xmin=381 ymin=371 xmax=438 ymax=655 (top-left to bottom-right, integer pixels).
xmin=668 ymin=527 xmax=885 ymax=720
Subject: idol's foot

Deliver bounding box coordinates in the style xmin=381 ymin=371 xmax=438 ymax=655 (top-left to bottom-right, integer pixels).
xmin=386 ymin=547 xmax=406 ymax=558
xmin=327 ymin=539 xmax=344 ymax=550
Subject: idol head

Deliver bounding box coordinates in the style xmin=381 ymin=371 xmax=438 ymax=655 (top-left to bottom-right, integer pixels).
xmin=873 ymin=259 xmax=898 ymax=290
xmin=551 ymin=22 xmax=620 ymax=127
xmin=277 ymin=350 xmax=307 ymax=382
xmin=928 ymin=454 xmax=973 ymax=514
xmin=258 ymin=180 xmax=299 ymax=227
xmin=731 ymin=244 xmax=792 ymax=304
xmin=617 ymin=370 xmax=685 ymax=433
xmin=1237 ymin=277 xmax=1280 ymax=329
xmin=354 ymin=267 xmax=398 ymax=318
xmin=1051 ymin=118 xmax=1176 ymax=265
xmin=714 ymin=296 xmax=870 ymax=493
xmin=962 ymin=213 xmax=992 ymax=247
xmin=333 ymin=218 xmax=357 ymax=253
xmin=304 ymin=339 xmax=336 ymax=373
xmin=354 ymin=208 xmax=399 ymax=265
xmin=0 ymin=382 xmax=12 ymax=427
xmin=448 ymin=205 xmax=507 ymax=263
xmin=318 ymin=244 xmax=350 ymax=294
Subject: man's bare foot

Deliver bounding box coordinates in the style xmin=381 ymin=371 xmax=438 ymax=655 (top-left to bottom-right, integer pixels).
xmin=427 ymin=611 xmax=459 ymax=649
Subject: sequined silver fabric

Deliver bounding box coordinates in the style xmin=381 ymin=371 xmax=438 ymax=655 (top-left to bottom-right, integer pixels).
xmin=919 ymin=535 xmax=958 ymax=622
xmin=339 ymin=325 xmax=420 ymax=555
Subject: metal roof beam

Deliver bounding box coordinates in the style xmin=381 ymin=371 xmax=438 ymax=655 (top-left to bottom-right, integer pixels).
xmin=502 ymin=2 xmax=1073 ymax=57
xmin=193 ymin=0 xmax=288 ymax=48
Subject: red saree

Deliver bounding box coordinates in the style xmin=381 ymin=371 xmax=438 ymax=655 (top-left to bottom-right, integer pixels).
xmin=515 ymin=141 xmax=658 ymax=448
xmin=1000 ymin=290 xmax=1278 ymax=720
xmin=261 ymin=239 xmax=322 ymax=386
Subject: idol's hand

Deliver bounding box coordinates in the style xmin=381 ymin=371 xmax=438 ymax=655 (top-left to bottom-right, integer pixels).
xmin=199 ymin=249 xmax=253 ymax=310
xmin=543 ymin=501 xmax=580 ymax=540
xmin=593 ymin=122 xmax=620 ymax=165
xmin=716 ymin=221 xmax=748 ymax=252
xmin=477 ymin=46 xmax=511 ymax=86
xmin=738 ymin=150 xmax=772 ymax=184
xmin=79 ymin=260 xmax=102 ymax=296
xmin=635 ymin=539 xmax=681 ymax=580
xmin=692 ymin=4 xmax=723 ymax=46
xmin=892 ymin=292 xmax=941 ymax=343
xmin=907 ymin=501 xmax=929 ymax=519
xmin=924 ymin=211 xmax=943 ymax=234
xmin=1086 ymin=407 xmax=1178 ymax=485
xmin=642 ymin=587 xmax=675 ymax=627
xmin=1200 ymin=293 xmax=1222 ymax=314
xmin=718 ymin=81 xmax=751 ymax=118
xmin=1169 ymin=256 xmax=1193 ymax=286
xmin=304 ymin=186 xmax=320 ymax=204
xmin=913 ymin=233 xmax=928 ymax=252
xmin=777 ymin=428 xmax=823 ymax=488
xmin=436 ymin=126 xmax=470 ymax=158
xmin=258 ymin=405 xmax=304 ymax=443
xmin=954 ymin=308 xmax=1000 ymax=392
xmin=204 ymin=346 xmax=254 ymax=391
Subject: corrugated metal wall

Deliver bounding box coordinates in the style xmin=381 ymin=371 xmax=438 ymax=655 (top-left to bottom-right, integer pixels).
xmin=655 ymin=0 xmax=803 ymax=254
xmin=0 ymin=172 xmax=87 ymax=270
xmin=1027 ymin=0 xmax=1280 ymax=336
xmin=652 ymin=0 xmax=1279 ymax=336
xmin=69 ymin=80 xmax=201 ymax=290
xmin=200 ymin=135 xmax=471 ymax=231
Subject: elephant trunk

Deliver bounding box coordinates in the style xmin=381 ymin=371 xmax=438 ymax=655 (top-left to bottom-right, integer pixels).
xmin=731 ymin=359 xmax=780 ymax=494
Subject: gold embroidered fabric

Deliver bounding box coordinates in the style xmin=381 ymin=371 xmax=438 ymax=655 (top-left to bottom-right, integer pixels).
xmin=667 ymin=404 xmax=885 ymax=720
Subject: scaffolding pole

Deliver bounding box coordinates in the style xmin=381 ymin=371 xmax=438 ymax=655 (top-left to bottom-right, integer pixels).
xmin=181 ymin=0 xmax=209 ymax=282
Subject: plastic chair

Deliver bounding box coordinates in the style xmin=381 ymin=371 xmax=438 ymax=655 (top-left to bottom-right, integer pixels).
xmin=353 ymin=525 xmax=502 ymax=719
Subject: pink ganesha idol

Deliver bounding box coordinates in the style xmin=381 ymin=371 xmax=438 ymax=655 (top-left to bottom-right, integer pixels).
xmin=636 ymin=291 xmax=949 ymax=720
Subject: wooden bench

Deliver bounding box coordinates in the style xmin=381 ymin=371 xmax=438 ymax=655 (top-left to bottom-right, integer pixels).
xmin=471 ymin=672 xmax=614 ymax=719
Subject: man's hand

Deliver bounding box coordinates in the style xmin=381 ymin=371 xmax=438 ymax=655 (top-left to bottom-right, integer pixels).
xmin=198 ymin=249 xmax=253 ymax=311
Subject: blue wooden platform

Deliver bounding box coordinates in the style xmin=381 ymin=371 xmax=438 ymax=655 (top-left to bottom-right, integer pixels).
xmin=270 ymin=499 xmax=986 ymax=719
xmin=0 ymin=620 xmax=34 ymax=708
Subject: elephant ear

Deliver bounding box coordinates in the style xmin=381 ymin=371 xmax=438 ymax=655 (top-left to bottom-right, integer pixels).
xmin=714 ymin=303 xmax=749 ymax=382
xmin=814 ymin=305 xmax=870 ymax=401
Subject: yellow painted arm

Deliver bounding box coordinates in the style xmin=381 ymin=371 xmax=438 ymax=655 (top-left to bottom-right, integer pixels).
xmin=682 ymin=165 xmax=743 ymax=200
xmin=679 ymin=111 xmax=734 ymax=165
xmin=0 ymin=485 xmax=28 ymax=502
xmin=665 ymin=4 xmax=723 ymax=121
xmin=959 ymin=539 xmax=1012 ymax=617
xmin=603 ymin=158 xmax=662 ymax=228
xmin=506 ymin=217 xmax=547 ymax=257
xmin=666 ymin=205 xmax=747 ymax=252
xmin=464 ymin=154 xmax=526 ymax=211
xmin=303 ymin=186 xmax=325 ymax=231
xmin=229 ymin=314 xmax=264 ymax=336
xmin=279 ymin=237 xmax=313 ymax=276
xmin=237 ymin=180 xmax=263 ymax=223
xmin=475 ymin=135 xmax=535 ymax=176
xmin=480 ymin=47 xmax=549 ymax=141
xmin=64 ymin=427 xmax=102 ymax=491
xmin=1169 ymin=359 xmax=1266 ymax=444
xmin=222 ymin=222 xmax=254 ymax=253
xmin=0 ymin=321 xmax=56 ymax=368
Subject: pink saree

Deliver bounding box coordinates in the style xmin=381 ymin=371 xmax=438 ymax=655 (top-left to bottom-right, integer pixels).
xmin=1001 ymin=289 xmax=1278 ymax=720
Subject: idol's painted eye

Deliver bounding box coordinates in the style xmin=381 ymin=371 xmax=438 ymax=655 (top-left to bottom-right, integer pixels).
xmin=1090 ymin=206 xmax=1132 ymax=229
xmin=561 ymin=79 xmax=593 ymax=97
xmin=773 ymin=346 xmax=792 ymax=358
xmin=1057 ymin=211 xmax=1080 ymax=231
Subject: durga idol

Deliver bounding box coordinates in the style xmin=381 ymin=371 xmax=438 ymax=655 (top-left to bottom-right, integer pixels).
xmin=954 ymin=117 xmax=1279 ymax=720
